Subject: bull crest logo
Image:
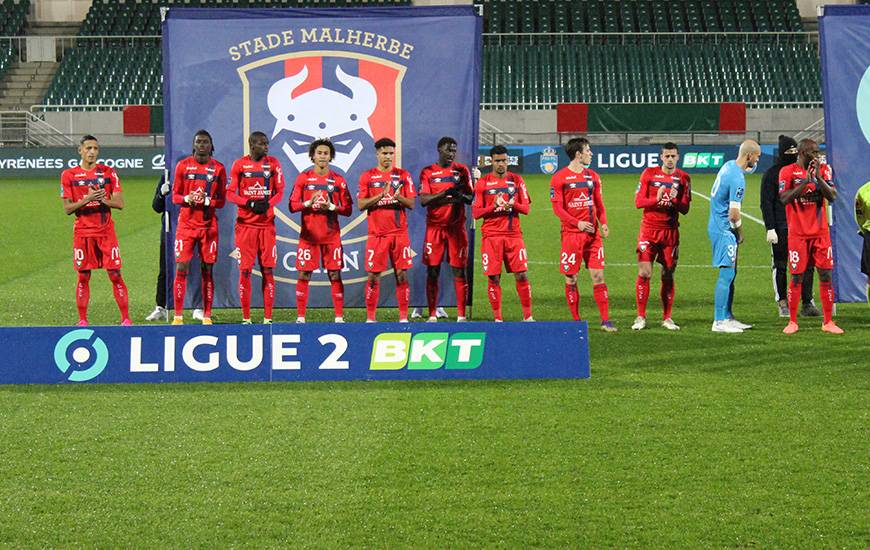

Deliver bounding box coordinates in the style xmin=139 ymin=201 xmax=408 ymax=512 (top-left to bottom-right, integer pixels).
xmin=238 ymin=52 xmax=408 ymax=288
xmin=267 ymin=65 xmax=377 ymax=173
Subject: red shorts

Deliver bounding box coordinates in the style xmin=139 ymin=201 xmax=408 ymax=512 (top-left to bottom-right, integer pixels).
xmin=423 ymin=225 xmax=469 ymax=268
xmin=788 ymin=234 xmax=833 ymax=274
xmin=636 ymin=227 xmax=679 ymax=268
xmin=234 ymin=224 xmax=277 ymax=271
xmin=560 ymin=231 xmax=604 ymax=275
xmin=174 ymin=224 xmax=219 ymax=264
xmin=297 ymin=237 xmax=343 ymax=271
xmin=481 ymin=234 xmax=528 ymax=276
xmin=365 ymin=233 xmax=413 ymax=273
xmin=73 ymin=232 xmax=122 ymax=271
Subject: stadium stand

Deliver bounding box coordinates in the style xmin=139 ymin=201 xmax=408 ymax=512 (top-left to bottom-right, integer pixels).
xmin=40 ymin=0 xmax=819 ymax=110
xmin=480 ymin=0 xmax=804 ymax=34
xmin=481 ymin=41 xmax=821 ymax=107
xmin=44 ymin=0 xmax=411 ymax=109
xmin=0 ymin=0 xmax=31 ymax=83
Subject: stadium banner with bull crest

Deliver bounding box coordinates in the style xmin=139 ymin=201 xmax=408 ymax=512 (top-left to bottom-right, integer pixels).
xmin=162 ymin=7 xmax=481 ymax=310
xmin=819 ymin=4 xmax=870 ymax=302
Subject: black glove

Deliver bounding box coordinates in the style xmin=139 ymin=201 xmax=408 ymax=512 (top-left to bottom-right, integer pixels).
xmin=444 ymin=186 xmax=458 ymax=197
xmin=247 ymin=200 xmax=268 ymax=214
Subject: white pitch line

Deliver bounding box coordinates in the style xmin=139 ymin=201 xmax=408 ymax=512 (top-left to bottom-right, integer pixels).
xmin=692 ymin=190 xmax=765 ymax=226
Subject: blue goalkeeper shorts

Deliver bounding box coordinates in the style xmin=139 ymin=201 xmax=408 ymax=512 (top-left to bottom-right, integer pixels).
xmin=709 ymin=230 xmax=738 ymax=268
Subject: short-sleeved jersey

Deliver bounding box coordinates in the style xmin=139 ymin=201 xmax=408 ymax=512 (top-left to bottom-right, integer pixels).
xmin=419 ymin=161 xmax=473 ymax=228
xmin=855 ymin=180 xmax=870 ymax=232
xmin=357 ymin=167 xmax=416 ymax=237
xmin=473 ymin=171 xmax=530 ymax=237
xmin=778 ymin=162 xmax=834 ymax=239
xmin=227 ymin=155 xmax=285 ymax=227
xmin=635 ymin=167 xmax=692 ymax=230
xmin=60 ymin=163 xmax=122 ymax=237
xmin=172 ymin=156 xmax=227 ymax=230
xmin=708 ymin=160 xmax=746 ymax=234
xmin=549 ymin=166 xmax=607 ymax=234
xmin=289 ymin=169 xmax=352 ymax=244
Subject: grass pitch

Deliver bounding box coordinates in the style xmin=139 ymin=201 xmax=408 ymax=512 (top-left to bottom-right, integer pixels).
xmin=0 ymin=174 xmax=866 ymax=547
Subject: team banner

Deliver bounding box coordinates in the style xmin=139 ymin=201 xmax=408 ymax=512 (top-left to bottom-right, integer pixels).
xmin=819 ymin=4 xmax=870 ymax=302
xmin=0 ymin=322 xmax=589 ymax=385
xmin=163 ymin=7 xmax=482 ymax=309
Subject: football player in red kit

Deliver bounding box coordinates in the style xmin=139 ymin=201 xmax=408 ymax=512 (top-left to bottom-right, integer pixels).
xmin=61 ymin=135 xmax=131 ymax=326
xmin=417 ymin=137 xmax=474 ymax=322
xmin=549 ymin=137 xmax=615 ymax=331
xmin=779 ymin=139 xmax=843 ymax=334
xmin=226 ymin=131 xmax=285 ymax=324
xmin=631 ymin=142 xmax=691 ymax=331
xmin=288 ymin=139 xmax=352 ymax=323
xmin=473 ymin=145 xmax=533 ymax=322
xmin=357 ymin=138 xmax=416 ymax=322
xmin=170 ymin=130 xmax=226 ymax=325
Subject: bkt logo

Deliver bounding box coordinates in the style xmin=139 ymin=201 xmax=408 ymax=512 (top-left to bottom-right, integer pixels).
xmin=370 ymin=332 xmax=485 ymax=370
xmin=53 ymin=329 xmax=109 ymax=382
xmin=683 ymin=152 xmax=725 ymax=169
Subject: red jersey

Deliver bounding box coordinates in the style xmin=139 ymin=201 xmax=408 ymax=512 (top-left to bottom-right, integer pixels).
xmin=226 ymin=155 xmax=285 ymax=227
xmin=778 ymin=162 xmax=834 ymax=238
xmin=549 ymin=166 xmax=607 ymax=234
xmin=634 ymin=167 xmax=691 ymax=230
xmin=60 ymin=163 xmax=121 ymax=237
xmin=358 ymin=167 xmax=416 ymax=237
xmin=288 ymin=169 xmax=352 ymax=244
xmin=172 ymin=156 xmax=227 ymax=230
xmin=419 ymin=161 xmax=473 ymax=228
xmin=472 ymin=171 xmax=530 ymax=237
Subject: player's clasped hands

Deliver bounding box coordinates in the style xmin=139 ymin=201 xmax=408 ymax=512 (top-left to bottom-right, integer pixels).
xmin=577 ymin=220 xmax=595 ymax=233
xmin=656 ymin=186 xmax=673 ymax=207
xmin=85 ymin=185 xmax=106 ymax=203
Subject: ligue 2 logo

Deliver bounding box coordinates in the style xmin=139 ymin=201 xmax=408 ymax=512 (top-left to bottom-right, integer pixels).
xmin=53 ymin=329 xmax=109 ymax=382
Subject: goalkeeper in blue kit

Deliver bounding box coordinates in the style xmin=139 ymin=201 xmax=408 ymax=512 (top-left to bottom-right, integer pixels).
xmin=707 ymin=140 xmax=761 ymax=333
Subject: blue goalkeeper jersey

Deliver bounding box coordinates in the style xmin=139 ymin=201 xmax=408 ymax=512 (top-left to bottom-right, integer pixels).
xmin=708 ymin=160 xmax=746 ymax=234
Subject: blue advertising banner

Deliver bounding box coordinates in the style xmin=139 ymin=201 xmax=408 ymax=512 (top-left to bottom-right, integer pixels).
xmin=478 ymin=144 xmax=778 ymax=175
xmin=163 ymin=7 xmax=481 ymax=310
xmin=819 ymin=5 xmax=870 ymax=302
xmin=0 ymin=322 xmax=589 ymax=385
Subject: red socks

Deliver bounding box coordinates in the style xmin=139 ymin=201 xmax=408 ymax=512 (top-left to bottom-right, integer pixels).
xmin=365 ymin=278 xmax=380 ymax=321
xmin=636 ymin=276 xmax=650 ymax=318
xmin=295 ymin=278 xmax=309 ymax=318
xmin=487 ymin=280 xmax=502 ymax=321
xmin=262 ymin=268 xmax=275 ymax=319
xmin=239 ymin=270 xmax=252 ymax=319
xmin=107 ymin=270 xmax=129 ymax=321
xmin=820 ymin=280 xmax=834 ymax=323
xmin=593 ymin=283 xmax=610 ymax=323
xmin=565 ymin=283 xmax=580 ymax=321
xmin=397 ymin=281 xmax=410 ymax=321
xmin=788 ymin=279 xmax=801 ymax=323
xmin=454 ymin=277 xmax=467 ymax=318
xmin=331 ymin=279 xmax=344 ymax=318
xmin=661 ymin=277 xmax=674 ymax=320
xmin=202 ymin=268 xmax=214 ymax=318
xmin=516 ymin=279 xmax=532 ymax=319
xmin=173 ymin=270 xmax=187 ymax=317
xmin=76 ymin=271 xmax=91 ymax=322
xmin=426 ymin=277 xmax=439 ymax=317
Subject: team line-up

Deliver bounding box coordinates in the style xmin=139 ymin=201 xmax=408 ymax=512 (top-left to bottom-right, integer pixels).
xmin=61 ymin=132 xmax=844 ymax=334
